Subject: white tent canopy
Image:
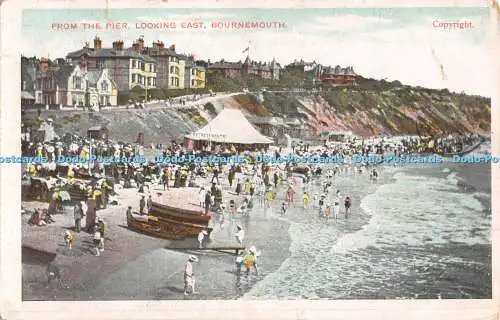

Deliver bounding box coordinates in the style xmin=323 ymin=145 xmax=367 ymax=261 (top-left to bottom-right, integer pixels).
xmin=185 ymin=108 xmax=274 ymax=144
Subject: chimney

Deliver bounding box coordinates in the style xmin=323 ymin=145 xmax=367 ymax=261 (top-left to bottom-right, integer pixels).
xmin=169 ymin=44 xmax=176 ymax=52
xmin=39 ymin=57 xmax=49 ymax=70
xmin=137 ymin=37 xmax=145 ymax=50
xmin=112 ymin=40 xmax=124 ymax=51
xmin=152 ymin=41 xmax=165 ymax=52
xmin=94 ymin=36 xmax=102 ymax=50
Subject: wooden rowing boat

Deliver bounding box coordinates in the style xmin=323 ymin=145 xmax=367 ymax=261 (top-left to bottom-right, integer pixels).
xmin=127 ymin=202 xmax=213 ymax=240
xmin=150 ymin=202 xmax=211 ymax=225
xmin=127 ymin=211 xmax=212 ymax=240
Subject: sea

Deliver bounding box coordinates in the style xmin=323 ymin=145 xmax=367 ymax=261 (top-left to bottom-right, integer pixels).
xmin=241 ymin=143 xmax=492 ymax=300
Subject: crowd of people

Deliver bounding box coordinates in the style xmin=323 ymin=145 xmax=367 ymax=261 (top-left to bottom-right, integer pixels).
xmin=22 ymin=113 xmax=486 ymax=296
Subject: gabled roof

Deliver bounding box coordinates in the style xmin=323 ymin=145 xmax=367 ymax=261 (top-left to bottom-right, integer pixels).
xmin=86 ymin=68 xmax=117 ymax=88
xmin=55 ymin=64 xmax=78 ymax=88
xmin=86 ymin=69 xmax=102 ymax=87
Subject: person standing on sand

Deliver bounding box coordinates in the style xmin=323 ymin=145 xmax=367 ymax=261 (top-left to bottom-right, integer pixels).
xmin=197 ymin=230 xmax=208 ymax=248
xmin=303 ymin=191 xmax=310 ymax=209
xmin=234 ymin=225 xmax=245 ymax=246
xmin=184 ymin=255 xmax=199 ymax=295
xmin=286 ymin=185 xmax=296 ymax=206
xmin=162 ymin=167 xmax=170 ymax=190
xmin=318 ymin=194 xmax=326 ymax=217
xmin=139 ymin=195 xmax=146 ymax=215
xmin=344 ymin=196 xmax=352 ymax=218
xmin=204 ymin=191 xmax=212 ymax=216
xmin=85 ymin=199 xmax=97 ymax=232
xmin=273 ymin=172 xmax=279 ymax=189
xmin=147 ymin=195 xmax=153 ymax=213
xmin=198 ymin=186 xmax=206 ymax=208
xmin=228 ymin=168 xmax=235 ymax=188
xmin=73 ymin=202 xmax=84 ymax=232
xmin=235 ymin=178 xmax=242 ymax=195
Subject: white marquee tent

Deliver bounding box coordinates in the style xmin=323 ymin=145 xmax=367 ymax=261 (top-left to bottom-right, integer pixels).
xmin=185 ymin=108 xmax=274 ymax=144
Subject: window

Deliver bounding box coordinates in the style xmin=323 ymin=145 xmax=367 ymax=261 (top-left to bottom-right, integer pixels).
xmin=191 ymin=69 xmax=195 ymax=76
xmin=175 ymin=67 xmax=179 ymax=75
xmin=101 ymin=81 xmax=108 ymax=91
xmin=132 ymin=74 xmax=137 ymax=83
xmin=73 ymin=76 xmax=82 ymax=89
xmin=22 ymin=81 xmax=26 ymax=90
xmin=170 ymin=66 xmax=174 ymax=73
xmin=132 ymin=60 xmax=136 ymax=68
xmin=96 ymin=59 xmax=105 ymax=69
xmin=170 ymin=77 xmax=174 ymax=86
xmin=191 ymin=79 xmax=195 ymax=87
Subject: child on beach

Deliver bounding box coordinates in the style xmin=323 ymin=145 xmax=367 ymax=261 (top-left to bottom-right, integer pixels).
xmin=303 ymin=192 xmax=310 ymax=209
xmin=64 ymin=230 xmax=73 ymax=249
xmin=324 ymin=204 xmax=331 ymax=218
xmin=281 ymin=201 xmax=288 ymax=215
xmin=234 ymin=225 xmax=245 ymax=246
xmin=333 ymin=201 xmax=340 ymax=220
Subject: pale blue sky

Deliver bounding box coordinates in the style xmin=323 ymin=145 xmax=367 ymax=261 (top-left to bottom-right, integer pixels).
xmin=22 ymin=8 xmax=491 ymax=96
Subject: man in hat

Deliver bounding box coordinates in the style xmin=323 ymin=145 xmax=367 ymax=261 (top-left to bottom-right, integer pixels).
xmin=139 ymin=195 xmax=146 ymax=215
xmin=184 ymin=255 xmax=199 ymax=295
xmin=147 ymin=195 xmax=153 ymax=214
xmin=197 ymin=229 xmax=208 ymax=249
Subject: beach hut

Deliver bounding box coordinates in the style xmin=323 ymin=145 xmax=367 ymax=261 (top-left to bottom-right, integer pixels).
xmin=185 ymin=108 xmax=274 ymax=151
xmin=87 ymin=126 xmax=109 ymax=140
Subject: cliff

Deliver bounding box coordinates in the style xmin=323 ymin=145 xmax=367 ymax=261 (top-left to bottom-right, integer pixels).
xmin=23 ymin=82 xmax=490 ymax=144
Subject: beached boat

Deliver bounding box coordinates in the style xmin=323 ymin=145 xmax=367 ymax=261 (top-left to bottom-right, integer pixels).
xmin=292 ymin=165 xmax=311 ymax=176
xmin=126 ymin=202 xmax=212 ymax=240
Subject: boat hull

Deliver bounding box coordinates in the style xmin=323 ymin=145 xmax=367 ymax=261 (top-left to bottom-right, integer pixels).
xmin=150 ymin=202 xmax=211 ymax=224
xmin=127 ymin=212 xmax=212 ymax=240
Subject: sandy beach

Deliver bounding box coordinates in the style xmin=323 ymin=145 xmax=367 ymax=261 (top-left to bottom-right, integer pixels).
xmin=22 ymin=163 xmax=386 ymax=300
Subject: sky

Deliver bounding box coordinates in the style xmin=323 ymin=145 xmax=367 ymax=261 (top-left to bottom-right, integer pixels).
xmin=21 ymin=7 xmax=492 ymax=97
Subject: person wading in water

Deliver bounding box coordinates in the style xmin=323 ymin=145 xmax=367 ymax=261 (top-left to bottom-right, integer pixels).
xmin=344 ymin=196 xmax=352 ymax=219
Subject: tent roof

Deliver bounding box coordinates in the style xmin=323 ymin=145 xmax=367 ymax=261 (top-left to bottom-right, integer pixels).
xmin=185 ymin=108 xmax=274 ymax=144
